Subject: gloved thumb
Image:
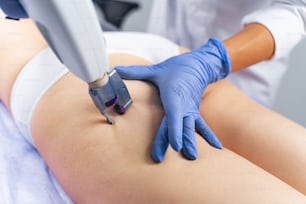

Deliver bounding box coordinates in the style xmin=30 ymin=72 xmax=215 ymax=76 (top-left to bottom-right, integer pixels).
xmin=115 ymin=65 xmax=155 ymax=80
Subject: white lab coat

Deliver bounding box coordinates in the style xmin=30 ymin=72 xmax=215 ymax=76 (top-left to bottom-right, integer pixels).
xmin=148 ymin=0 xmax=306 ymax=106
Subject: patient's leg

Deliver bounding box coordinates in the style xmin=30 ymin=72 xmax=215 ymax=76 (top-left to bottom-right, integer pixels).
xmin=26 ymin=60 xmax=304 ymax=203
xmin=0 ymin=18 xmax=46 ymax=109
xmin=0 ymin=18 xmax=305 ymax=203
xmin=202 ymin=80 xmax=306 ymax=194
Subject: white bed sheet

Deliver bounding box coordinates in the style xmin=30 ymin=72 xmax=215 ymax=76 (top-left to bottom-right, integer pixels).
xmin=0 ymin=102 xmax=73 ymax=204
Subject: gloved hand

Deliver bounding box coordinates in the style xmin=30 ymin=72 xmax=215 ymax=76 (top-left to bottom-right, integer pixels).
xmin=0 ymin=0 xmax=28 ymax=19
xmin=115 ymin=38 xmax=231 ymax=162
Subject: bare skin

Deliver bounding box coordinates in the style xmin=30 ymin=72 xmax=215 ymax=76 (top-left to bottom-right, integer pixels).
xmin=224 ymin=23 xmax=275 ymax=72
xmin=0 ymin=16 xmax=305 ymax=203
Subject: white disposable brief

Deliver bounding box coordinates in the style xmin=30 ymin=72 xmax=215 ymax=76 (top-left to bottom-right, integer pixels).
xmin=10 ymin=32 xmax=179 ymax=146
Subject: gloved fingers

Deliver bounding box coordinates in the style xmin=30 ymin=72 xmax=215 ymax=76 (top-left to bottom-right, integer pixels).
xmin=115 ymin=65 xmax=155 ymax=80
xmin=151 ymin=117 xmax=169 ymax=162
xmin=166 ymin=108 xmax=183 ymax=152
xmin=182 ymin=115 xmax=197 ymax=160
xmin=195 ymin=116 xmax=222 ymax=149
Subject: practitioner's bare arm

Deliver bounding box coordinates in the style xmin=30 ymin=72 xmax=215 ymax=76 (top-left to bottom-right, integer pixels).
xmin=224 ymin=23 xmax=275 ymax=72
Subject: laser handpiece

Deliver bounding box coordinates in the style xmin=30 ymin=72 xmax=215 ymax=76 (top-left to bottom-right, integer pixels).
xmin=16 ymin=0 xmax=132 ymax=123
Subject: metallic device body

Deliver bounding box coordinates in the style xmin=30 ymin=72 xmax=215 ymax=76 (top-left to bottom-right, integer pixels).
xmin=89 ymin=70 xmax=133 ymax=124
xmin=18 ymin=0 xmax=132 ymax=123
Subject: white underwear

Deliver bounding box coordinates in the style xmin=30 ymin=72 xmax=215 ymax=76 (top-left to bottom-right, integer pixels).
xmin=10 ymin=32 xmax=179 ymax=146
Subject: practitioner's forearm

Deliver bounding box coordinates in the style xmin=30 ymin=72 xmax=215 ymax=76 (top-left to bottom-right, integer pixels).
xmin=223 ymin=23 xmax=275 ymax=72
xmin=180 ymin=23 xmax=274 ymax=73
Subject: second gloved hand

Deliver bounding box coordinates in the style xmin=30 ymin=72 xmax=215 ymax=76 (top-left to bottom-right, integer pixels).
xmin=115 ymin=38 xmax=231 ymax=162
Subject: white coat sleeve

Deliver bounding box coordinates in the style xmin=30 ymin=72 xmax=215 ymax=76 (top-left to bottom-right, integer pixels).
xmin=242 ymin=0 xmax=306 ymax=59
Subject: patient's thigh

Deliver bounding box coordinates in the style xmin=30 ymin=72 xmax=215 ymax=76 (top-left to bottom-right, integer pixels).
xmin=202 ymin=80 xmax=306 ymax=195
xmin=31 ymin=73 xmax=305 ymax=204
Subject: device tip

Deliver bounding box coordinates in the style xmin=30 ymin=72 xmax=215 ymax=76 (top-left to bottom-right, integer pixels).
xmin=104 ymin=113 xmax=114 ymax=125
xmin=107 ymin=118 xmax=114 ymax=125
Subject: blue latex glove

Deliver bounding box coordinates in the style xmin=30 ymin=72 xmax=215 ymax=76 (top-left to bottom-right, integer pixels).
xmin=0 ymin=0 xmax=28 ymax=19
xmin=115 ymin=38 xmax=231 ymax=162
